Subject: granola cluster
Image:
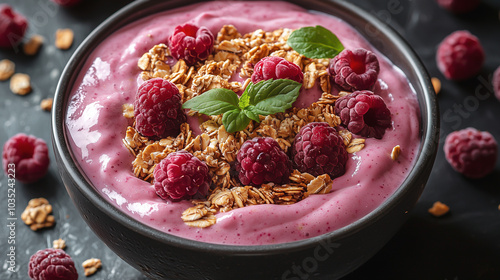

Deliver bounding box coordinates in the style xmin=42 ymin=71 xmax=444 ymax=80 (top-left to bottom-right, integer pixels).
xmin=124 ymin=25 xmax=366 ymax=228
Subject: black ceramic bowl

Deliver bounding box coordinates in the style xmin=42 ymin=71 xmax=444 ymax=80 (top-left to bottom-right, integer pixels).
xmin=52 ymin=0 xmax=439 ymax=279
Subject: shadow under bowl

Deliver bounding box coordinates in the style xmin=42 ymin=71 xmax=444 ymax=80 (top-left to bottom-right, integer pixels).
xmin=52 ymin=0 xmax=439 ymax=279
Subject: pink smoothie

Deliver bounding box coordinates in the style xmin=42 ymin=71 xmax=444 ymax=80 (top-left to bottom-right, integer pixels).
xmin=65 ymin=1 xmax=421 ymax=245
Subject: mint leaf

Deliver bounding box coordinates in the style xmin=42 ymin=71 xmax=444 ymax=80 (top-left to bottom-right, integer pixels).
xmin=239 ymin=92 xmax=251 ymax=109
xmin=222 ymin=109 xmax=250 ymax=133
xmin=246 ymin=79 xmax=301 ymax=116
xmin=182 ymin=88 xmax=239 ymax=115
xmin=243 ymin=108 xmax=260 ymax=123
xmin=287 ymin=25 xmax=344 ymax=59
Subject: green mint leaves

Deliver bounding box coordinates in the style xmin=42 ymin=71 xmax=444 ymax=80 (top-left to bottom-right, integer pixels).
xmin=287 ymin=25 xmax=344 ymax=59
xmin=182 ymin=79 xmax=302 ymax=133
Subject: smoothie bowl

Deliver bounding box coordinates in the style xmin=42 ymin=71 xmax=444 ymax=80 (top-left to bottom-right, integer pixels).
xmin=52 ymin=0 xmax=438 ymax=279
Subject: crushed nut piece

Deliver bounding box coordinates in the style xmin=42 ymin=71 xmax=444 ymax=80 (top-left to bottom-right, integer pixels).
xmin=55 ymin=28 xmax=74 ymax=50
xmin=40 ymin=98 xmax=53 ymax=111
xmin=122 ymin=103 xmax=134 ymax=118
xmin=0 ymin=59 xmax=15 ymax=81
xmin=23 ymin=34 xmax=44 ymax=55
xmin=10 ymin=73 xmax=32 ymax=95
xmin=53 ymin=238 xmax=66 ymax=249
xmin=306 ymin=174 xmax=333 ymax=197
xmin=391 ymin=145 xmax=401 ymax=160
xmin=82 ymin=258 xmax=102 ymax=277
xmin=431 ymin=77 xmax=441 ymax=94
xmin=21 ymin=198 xmax=55 ymax=231
xmin=428 ymin=201 xmax=449 ymax=217
xmin=346 ymin=138 xmax=365 ymax=154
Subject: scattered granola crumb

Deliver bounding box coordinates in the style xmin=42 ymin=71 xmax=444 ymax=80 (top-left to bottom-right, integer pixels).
xmin=10 ymin=73 xmax=31 ymax=95
xmin=431 ymin=77 xmax=441 ymax=94
xmin=53 ymin=238 xmax=66 ymax=249
xmin=391 ymin=145 xmax=401 ymax=160
xmin=40 ymin=98 xmax=53 ymax=111
xmin=21 ymin=198 xmax=55 ymax=231
xmin=23 ymin=34 xmax=44 ymax=55
xmin=122 ymin=103 xmax=134 ymax=118
xmin=0 ymin=59 xmax=15 ymax=81
xmin=428 ymin=201 xmax=449 ymax=217
xmin=346 ymin=138 xmax=365 ymax=154
xmin=82 ymin=258 xmax=102 ymax=276
xmin=55 ymin=28 xmax=74 ymax=50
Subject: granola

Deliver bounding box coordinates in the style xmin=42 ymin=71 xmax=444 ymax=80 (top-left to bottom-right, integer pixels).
xmin=24 ymin=34 xmax=44 ymax=55
xmin=21 ymin=198 xmax=55 ymax=231
xmin=0 ymin=59 xmax=15 ymax=81
xmin=82 ymin=258 xmax=102 ymax=276
xmin=126 ymin=25 xmax=366 ymax=228
xmin=10 ymin=73 xmax=31 ymax=95
xmin=53 ymin=238 xmax=66 ymax=249
xmin=40 ymin=98 xmax=53 ymax=111
xmin=55 ymin=28 xmax=74 ymax=50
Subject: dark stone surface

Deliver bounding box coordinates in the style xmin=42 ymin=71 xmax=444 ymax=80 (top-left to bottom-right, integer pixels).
xmin=0 ymin=0 xmax=499 ymax=279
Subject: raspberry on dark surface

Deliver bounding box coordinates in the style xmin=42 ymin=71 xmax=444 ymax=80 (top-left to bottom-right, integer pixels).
xmin=134 ymin=78 xmax=186 ymax=139
xmin=435 ymin=0 xmax=480 ymax=13
xmin=2 ymin=133 xmax=50 ymax=183
xmin=28 ymin=248 xmax=78 ymax=280
xmin=444 ymin=128 xmax=497 ymax=179
xmin=334 ymin=90 xmax=392 ymax=139
xmin=236 ymin=137 xmax=292 ymax=186
xmin=328 ymin=48 xmax=380 ymax=91
xmin=493 ymin=66 xmax=500 ymax=102
xmin=291 ymin=122 xmax=348 ymax=178
xmin=154 ymin=150 xmax=210 ymax=201
xmin=169 ymin=23 xmax=214 ymax=66
xmin=0 ymin=4 xmax=28 ymax=48
xmin=251 ymin=56 xmax=303 ymax=84
xmin=436 ymin=30 xmax=484 ymax=80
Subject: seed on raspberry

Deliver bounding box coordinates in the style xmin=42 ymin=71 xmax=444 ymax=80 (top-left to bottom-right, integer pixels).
xmin=134 ymin=78 xmax=186 ymax=138
xmin=436 ymin=30 xmax=484 ymax=80
xmin=0 ymin=4 xmax=28 ymax=48
xmin=28 ymin=248 xmax=78 ymax=280
xmin=2 ymin=133 xmax=50 ymax=183
xmin=334 ymin=90 xmax=392 ymax=139
xmin=236 ymin=137 xmax=292 ymax=186
xmin=291 ymin=122 xmax=348 ymax=178
xmin=251 ymin=56 xmax=303 ymax=84
xmin=328 ymin=48 xmax=380 ymax=91
xmin=169 ymin=23 xmax=214 ymax=66
xmin=444 ymin=128 xmax=497 ymax=179
xmin=435 ymin=0 xmax=480 ymax=13
xmin=154 ymin=150 xmax=210 ymax=201
xmin=493 ymin=66 xmax=500 ymax=102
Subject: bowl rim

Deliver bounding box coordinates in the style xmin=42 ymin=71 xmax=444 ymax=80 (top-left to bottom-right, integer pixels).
xmin=52 ymin=0 xmax=439 ymax=254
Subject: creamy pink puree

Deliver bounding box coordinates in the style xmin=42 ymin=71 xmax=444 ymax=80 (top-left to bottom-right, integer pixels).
xmin=66 ymin=1 xmax=420 ymax=245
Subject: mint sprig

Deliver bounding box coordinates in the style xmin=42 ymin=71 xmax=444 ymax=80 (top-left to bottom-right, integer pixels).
xmin=287 ymin=25 xmax=344 ymax=59
xmin=182 ymin=79 xmax=302 ymax=133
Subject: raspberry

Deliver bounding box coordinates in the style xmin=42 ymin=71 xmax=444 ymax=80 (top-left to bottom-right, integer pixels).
xmin=251 ymin=56 xmax=303 ymax=84
xmin=435 ymin=0 xmax=480 ymax=13
xmin=436 ymin=30 xmax=484 ymax=80
xmin=154 ymin=150 xmax=210 ymax=201
xmin=334 ymin=90 xmax=392 ymax=139
xmin=328 ymin=48 xmax=380 ymax=91
xmin=28 ymin=248 xmax=78 ymax=280
xmin=50 ymin=0 xmax=82 ymax=6
xmin=493 ymin=66 xmax=500 ymax=102
xmin=291 ymin=122 xmax=348 ymax=178
xmin=236 ymin=137 xmax=292 ymax=186
xmin=134 ymin=78 xmax=186 ymax=138
xmin=2 ymin=133 xmax=50 ymax=183
xmin=0 ymin=5 xmax=28 ymax=48
xmin=444 ymin=128 xmax=497 ymax=179
xmin=169 ymin=23 xmax=214 ymax=66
